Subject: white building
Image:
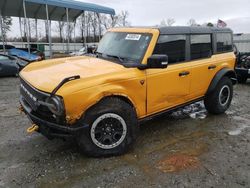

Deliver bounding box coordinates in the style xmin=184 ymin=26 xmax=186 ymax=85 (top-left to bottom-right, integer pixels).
xmin=234 ymin=33 xmax=250 ymax=53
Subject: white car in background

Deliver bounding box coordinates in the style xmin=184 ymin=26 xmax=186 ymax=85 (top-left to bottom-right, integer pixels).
xmin=70 ymin=47 xmax=87 ymax=56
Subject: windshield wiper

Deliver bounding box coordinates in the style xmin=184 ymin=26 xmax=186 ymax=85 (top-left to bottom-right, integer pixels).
xmin=96 ymin=52 xmax=135 ymax=64
xmin=105 ymin=54 xmax=124 ymax=63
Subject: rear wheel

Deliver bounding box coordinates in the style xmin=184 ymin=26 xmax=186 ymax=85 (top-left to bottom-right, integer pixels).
xmin=77 ymin=98 xmax=138 ymax=157
xmin=204 ymin=77 xmax=233 ymax=114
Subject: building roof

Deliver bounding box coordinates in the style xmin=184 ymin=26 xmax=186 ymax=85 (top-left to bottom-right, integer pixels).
xmin=0 ymin=0 xmax=115 ymax=21
xmin=158 ymin=26 xmax=233 ymax=35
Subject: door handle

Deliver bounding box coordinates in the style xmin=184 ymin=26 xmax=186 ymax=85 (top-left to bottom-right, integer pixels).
xmin=179 ymin=71 xmax=190 ymax=77
xmin=208 ymin=65 xmax=216 ymax=70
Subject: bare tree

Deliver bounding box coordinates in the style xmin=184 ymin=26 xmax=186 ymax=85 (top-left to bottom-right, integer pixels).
xmin=187 ymin=18 xmax=197 ymax=26
xmin=44 ymin=20 xmax=49 ymax=43
xmin=79 ymin=14 xmax=85 ymax=42
xmin=57 ymin=21 xmax=65 ymax=43
xmin=120 ymin=11 xmax=129 ymax=27
xmin=100 ymin=14 xmax=113 ymax=30
xmin=160 ymin=19 xmax=167 ymax=26
xmin=166 ymin=18 xmax=175 ymax=26
xmin=0 ymin=16 xmax=12 ymax=40
xmin=89 ymin=12 xmax=98 ymax=42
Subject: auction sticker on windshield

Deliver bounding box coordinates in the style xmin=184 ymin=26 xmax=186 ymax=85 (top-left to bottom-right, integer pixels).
xmin=125 ymin=34 xmax=141 ymax=41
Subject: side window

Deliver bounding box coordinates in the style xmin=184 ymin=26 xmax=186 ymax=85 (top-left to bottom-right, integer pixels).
xmin=153 ymin=35 xmax=186 ymax=64
xmin=191 ymin=34 xmax=212 ymax=60
xmin=216 ymin=33 xmax=233 ymax=53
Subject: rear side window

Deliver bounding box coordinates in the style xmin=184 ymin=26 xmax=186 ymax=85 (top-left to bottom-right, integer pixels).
xmin=216 ymin=33 xmax=232 ymax=53
xmin=153 ymin=35 xmax=186 ymax=64
xmin=191 ymin=34 xmax=212 ymax=60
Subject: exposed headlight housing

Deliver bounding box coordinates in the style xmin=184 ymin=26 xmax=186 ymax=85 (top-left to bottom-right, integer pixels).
xmin=45 ymin=96 xmax=64 ymax=116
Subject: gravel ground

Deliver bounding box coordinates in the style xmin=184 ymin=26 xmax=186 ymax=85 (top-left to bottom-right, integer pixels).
xmin=0 ymin=77 xmax=249 ymax=188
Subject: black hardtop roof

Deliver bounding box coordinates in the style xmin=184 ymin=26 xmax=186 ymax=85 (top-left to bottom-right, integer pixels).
xmin=158 ymin=26 xmax=233 ymax=35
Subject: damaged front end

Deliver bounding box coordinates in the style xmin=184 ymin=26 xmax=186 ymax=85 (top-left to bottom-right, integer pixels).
xmin=19 ymin=76 xmax=87 ymax=140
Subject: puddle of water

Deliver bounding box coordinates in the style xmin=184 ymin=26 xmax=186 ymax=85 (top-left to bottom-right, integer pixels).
xmin=228 ymin=125 xmax=249 ymax=136
xmin=228 ymin=116 xmax=250 ymax=136
xmin=156 ymin=154 xmax=200 ymax=173
xmin=144 ymin=130 xmax=209 ymax=155
xmin=8 ymin=163 xmax=25 ymax=169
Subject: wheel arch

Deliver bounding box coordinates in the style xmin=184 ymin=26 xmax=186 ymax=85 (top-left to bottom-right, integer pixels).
xmin=206 ymin=68 xmax=237 ymax=95
xmin=83 ymin=94 xmax=138 ymax=119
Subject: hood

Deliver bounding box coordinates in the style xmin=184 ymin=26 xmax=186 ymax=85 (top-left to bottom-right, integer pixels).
xmin=20 ymin=56 xmax=127 ymax=93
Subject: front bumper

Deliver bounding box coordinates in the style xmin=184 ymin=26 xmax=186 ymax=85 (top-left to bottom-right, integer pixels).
xmin=20 ymin=97 xmax=88 ymax=140
xmin=235 ymin=67 xmax=250 ymax=78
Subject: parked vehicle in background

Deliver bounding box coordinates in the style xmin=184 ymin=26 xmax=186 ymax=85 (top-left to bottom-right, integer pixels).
xmin=17 ymin=48 xmax=45 ymax=60
xmin=8 ymin=48 xmax=42 ymax=62
xmin=19 ymin=26 xmax=236 ymax=157
xmin=87 ymin=44 xmax=98 ymax=54
xmin=70 ymin=47 xmax=87 ymax=56
xmin=235 ymin=52 xmax=250 ymax=83
xmin=0 ymin=44 xmax=16 ymax=53
xmin=70 ymin=45 xmax=98 ymax=56
xmin=0 ymin=54 xmax=28 ymax=77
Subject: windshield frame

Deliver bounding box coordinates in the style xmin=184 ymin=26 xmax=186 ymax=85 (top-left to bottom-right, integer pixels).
xmin=96 ymin=32 xmax=153 ymax=65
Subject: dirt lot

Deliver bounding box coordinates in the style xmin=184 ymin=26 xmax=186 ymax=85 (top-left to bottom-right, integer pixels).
xmin=0 ymin=77 xmax=249 ymax=188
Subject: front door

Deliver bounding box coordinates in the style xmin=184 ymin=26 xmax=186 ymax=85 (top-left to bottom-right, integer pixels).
xmin=146 ymin=34 xmax=191 ymax=115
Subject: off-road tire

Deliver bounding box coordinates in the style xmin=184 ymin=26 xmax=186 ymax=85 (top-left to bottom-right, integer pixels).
xmin=204 ymin=77 xmax=233 ymax=114
xmin=77 ymin=97 xmax=138 ymax=157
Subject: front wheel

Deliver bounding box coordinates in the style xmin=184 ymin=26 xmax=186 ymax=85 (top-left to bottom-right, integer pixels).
xmin=77 ymin=98 xmax=138 ymax=157
xmin=204 ymin=77 xmax=233 ymax=114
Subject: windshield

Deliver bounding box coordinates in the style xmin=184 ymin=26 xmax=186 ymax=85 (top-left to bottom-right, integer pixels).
xmin=96 ymin=32 xmax=152 ymax=64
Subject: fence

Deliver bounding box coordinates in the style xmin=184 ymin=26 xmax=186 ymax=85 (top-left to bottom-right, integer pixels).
xmin=8 ymin=42 xmax=98 ymax=57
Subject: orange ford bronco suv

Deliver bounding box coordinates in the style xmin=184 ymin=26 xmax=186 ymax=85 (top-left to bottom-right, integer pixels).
xmin=20 ymin=26 xmax=236 ymax=157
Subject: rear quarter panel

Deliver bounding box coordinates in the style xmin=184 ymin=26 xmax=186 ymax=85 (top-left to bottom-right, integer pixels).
xmin=189 ymin=52 xmax=236 ymax=99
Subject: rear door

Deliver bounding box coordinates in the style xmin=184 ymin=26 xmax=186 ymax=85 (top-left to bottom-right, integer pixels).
xmin=188 ymin=34 xmax=217 ymax=98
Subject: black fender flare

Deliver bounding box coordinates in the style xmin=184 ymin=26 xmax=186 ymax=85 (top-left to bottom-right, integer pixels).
xmin=206 ymin=68 xmax=237 ymax=95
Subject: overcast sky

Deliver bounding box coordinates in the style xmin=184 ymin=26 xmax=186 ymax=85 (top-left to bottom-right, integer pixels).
xmin=9 ymin=0 xmax=250 ymax=37
xmin=85 ymin=0 xmax=250 ymax=33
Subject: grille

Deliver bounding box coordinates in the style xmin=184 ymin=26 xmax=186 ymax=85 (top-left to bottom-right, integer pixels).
xmin=20 ymin=78 xmax=49 ymax=111
xmin=20 ymin=78 xmax=65 ymax=124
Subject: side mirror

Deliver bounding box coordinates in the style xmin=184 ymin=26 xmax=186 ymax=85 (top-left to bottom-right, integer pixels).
xmin=147 ymin=54 xmax=168 ymax=69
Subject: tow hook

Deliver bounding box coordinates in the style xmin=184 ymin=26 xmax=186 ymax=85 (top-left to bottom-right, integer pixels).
xmin=19 ymin=105 xmax=24 ymax=114
xmin=27 ymin=124 xmax=39 ymax=133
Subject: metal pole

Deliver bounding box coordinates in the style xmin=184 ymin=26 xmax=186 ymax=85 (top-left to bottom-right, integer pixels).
xmin=66 ymin=8 xmax=70 ymax=53
xmin=0 ymin=11 xmax=6 ymax=54
xmin=46 ymin=4 xmax=52 ymax=58
xmin=111 ymin=14 xmax=114 ymax=27
xmin=74 ymin=21 xmax=76 ymax=53
xmin=19 ymin=17 xmax=23 ymax=47
xmin=83 ymin=11 xmax=87 ymax=48
xmin=23 ymin=0 xmax=30 ymax=54
xmin=35 ymin=19 xmax=38 ymax=42
xmin=97 ymin=13 xmax=101 ymax=42
xmin=28 ymin=18 xmax=31 ymax=42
